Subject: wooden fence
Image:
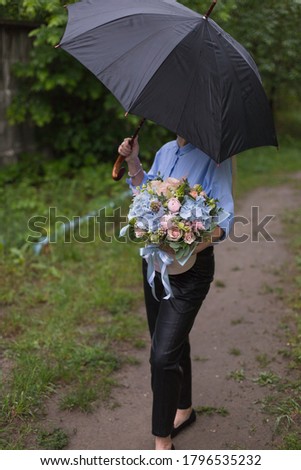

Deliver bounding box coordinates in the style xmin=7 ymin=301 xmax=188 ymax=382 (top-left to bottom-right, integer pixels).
xmin=0 ymin=20 xmax=36 ymax=166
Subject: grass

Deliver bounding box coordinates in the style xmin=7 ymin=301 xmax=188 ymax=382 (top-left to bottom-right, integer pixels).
xmin=1 ymin=137 xmax=301 ymax=449
xmin=193 ymin=355 xmax=209 ymax=362
xmin=0 ymin=162 xmax=146 ymax=449
xmin=227 ymin=368 xmax=246 ymax=382
xmin=280 ymin=199 xmax=301 ymax=371
xmin=0 ymin=239 xmax=146 ymax=448
xmin=228 ymin=347 xmax=241 ymax=356
xmin=252 ymin=371 xmax=281 ymax=387
xmin=235 ymin=136 xmax=301 ymax=198
xmin=255 ymin=186 xmax=301 ymax=449
xmin=214 ymin=279 xmax=226 ymax=288
xmin=262 ymin=395 xmax=301 ymax=431
xmin=36 ymin=428 xmax=69 ymax=450
xmin=195 ymin=406 xmax=229 ymax=417
xmin=279 ymin=433 xmax=301 ymax=450
xmin=230 ymin=317 xmax=245 ymax=326
xmin=256 ymin=353 xmax=272 ymax=368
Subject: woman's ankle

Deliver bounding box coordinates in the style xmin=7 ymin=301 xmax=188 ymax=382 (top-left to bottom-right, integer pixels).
xmin=155 ymin=435 xmax=172 ymax=450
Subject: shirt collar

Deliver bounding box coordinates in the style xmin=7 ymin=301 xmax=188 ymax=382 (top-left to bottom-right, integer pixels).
xmin=175 ymin=141 xmax=195 ymax=156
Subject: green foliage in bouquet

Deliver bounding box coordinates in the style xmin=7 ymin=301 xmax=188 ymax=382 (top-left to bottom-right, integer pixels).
xmin=122 ymin=177 xmax=223 ymax=262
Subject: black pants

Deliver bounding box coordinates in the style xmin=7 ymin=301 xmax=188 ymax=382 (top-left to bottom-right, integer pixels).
xmin=143 ymin=246 xmax=215 ymax=437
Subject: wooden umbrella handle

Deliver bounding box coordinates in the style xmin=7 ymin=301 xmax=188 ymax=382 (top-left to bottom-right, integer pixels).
xmin=112 ymin=154 xmax=127 ymax=181
xmin=204 ymin=0 xmax=217 ymax=18
xmin=112 ymin=118 xmax=146 ymax=181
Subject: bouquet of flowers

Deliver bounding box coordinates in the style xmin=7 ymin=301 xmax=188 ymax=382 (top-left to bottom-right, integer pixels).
xmin=120 ymin=176 xmax=225 ymax=298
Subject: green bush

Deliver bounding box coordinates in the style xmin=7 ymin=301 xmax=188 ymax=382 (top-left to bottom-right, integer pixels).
xmin=1 ymin=0 xmax=172 ymax=164
xmin=1 ymin=0 xmax=300 ymax=164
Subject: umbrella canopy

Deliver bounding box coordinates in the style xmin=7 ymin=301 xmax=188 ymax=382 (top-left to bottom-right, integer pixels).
xmin=59 ymin=0 xmax=278 ymax=163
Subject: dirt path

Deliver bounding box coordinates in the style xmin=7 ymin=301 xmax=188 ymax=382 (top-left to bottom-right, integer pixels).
xmin=45 ymin=179 xmax=300 ymax=450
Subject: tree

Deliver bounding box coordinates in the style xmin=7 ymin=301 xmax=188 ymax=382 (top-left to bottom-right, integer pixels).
xmin=1 ymin=0 xmax=300 ymax=164
xmin=219 ymin=0 xmax=301 ymax=114
xmin=183 ymin=1 xmax=301 ymax=116
xmin=1 ymin=0 xmax=170 ymax=165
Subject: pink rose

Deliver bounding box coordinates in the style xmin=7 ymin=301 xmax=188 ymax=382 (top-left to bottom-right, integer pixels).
xmin=184 ymin=231 xmax=196 ymax=245
xmin=160 ymin=214 xmax=174 ymax=231
xmin=149 ymin=180 xmax=164 ymax=195
xmin=167 ymin=197 xmax=181 ymax=213
xmin=166 ymin=226 xmax=183 ymax=242
xmin=165 ymin=177 xmax=181 ymax=188
xmin=157 ymin=178 xmax=182 ymax=197
xmin=192 ymin=220 xmax=205 ymax=233
xmin=134 ymin=228 xmax=146 ymax=238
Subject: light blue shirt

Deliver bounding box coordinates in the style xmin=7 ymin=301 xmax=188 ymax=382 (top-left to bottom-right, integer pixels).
xmin=128 ymin=140 xmax=234 ymax=239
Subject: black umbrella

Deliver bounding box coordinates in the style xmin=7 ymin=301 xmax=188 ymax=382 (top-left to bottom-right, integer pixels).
xmin=57 ymin=0 xmax=277 ymax=173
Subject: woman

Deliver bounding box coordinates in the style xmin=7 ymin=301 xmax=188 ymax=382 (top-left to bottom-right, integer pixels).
xmin=118 ymin=135 xmax=234 ymax=450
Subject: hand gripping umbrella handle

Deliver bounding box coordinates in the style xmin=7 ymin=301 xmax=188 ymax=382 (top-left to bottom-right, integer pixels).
xmin=112 ymin=118 xmax=146 ymax=181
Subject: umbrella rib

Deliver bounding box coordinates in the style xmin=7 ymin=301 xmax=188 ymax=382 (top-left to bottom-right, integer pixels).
xmin=208 ymin=24 xmax=268 ymax=158
xmin=98 ymin=14 xmax=193 ymax=63
xmin=173 ymin=27 xmax=205 ymax=139
xmin=96 ymin=16 xmax=200 ymax=109
xmin=214 ymin=28 xmax=263 ymax=90
xmin=61 ymin=13 xmax=196 ymax=47
xmin=205 ymin=22 xmax=223 ymax=161
xmin=209 ymin=22 xmax=261 ymax=83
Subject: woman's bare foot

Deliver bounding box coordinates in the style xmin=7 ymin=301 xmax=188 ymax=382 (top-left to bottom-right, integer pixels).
xmin=155 ymin=436 xmax=173 ymax=450
xmin=173 ymin=406 xmax=193 ymax=429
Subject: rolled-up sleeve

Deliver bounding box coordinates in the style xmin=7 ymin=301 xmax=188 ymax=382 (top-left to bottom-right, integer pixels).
xmin=126 ymin=152 xmax=161 ymax=192
xmin=205 ymin=159 xmax=234 ymax=240
xmin=126 ymin=170 xmax=149 ymax=192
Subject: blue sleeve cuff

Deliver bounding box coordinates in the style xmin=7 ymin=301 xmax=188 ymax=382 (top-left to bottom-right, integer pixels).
xmin=126 ymin=171 xmax=149 ymax=192
xmin=216 ymin=212 xmax=234 ymax=241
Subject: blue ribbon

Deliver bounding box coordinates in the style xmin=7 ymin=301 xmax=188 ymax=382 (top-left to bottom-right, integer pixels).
xmin=119 ymin=224 xmax=129 ymax=237
xmin=140 ymin=245 xmax=174 ymax=300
